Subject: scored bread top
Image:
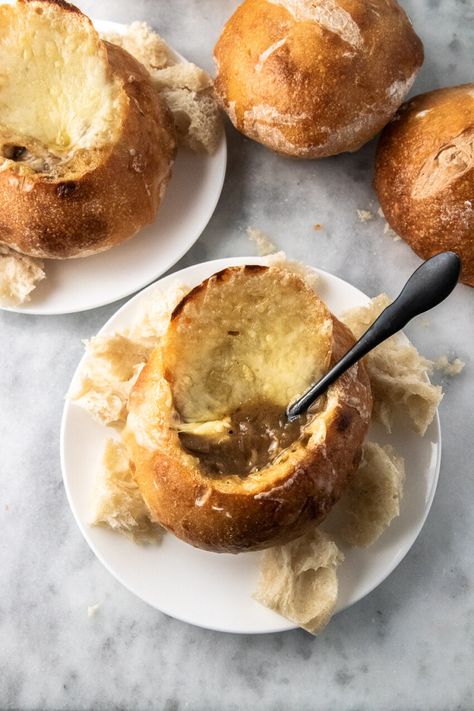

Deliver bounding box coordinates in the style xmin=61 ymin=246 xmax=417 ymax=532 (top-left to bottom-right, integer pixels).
xmin=375 ymin=84 xmax=474 ymax=286
xmin=214 ymin=0 xmax=423 ymax=157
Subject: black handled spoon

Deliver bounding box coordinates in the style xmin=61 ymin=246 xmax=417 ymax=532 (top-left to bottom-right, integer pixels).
xmin=286 ymin=251 xmax=461 ymax=422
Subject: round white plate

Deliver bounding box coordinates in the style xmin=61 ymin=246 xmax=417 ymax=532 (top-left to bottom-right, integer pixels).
xmin=3 ymin=20 xmax=226 ymax=315
xmin=61 ymin=258 xmax=441 ymax=634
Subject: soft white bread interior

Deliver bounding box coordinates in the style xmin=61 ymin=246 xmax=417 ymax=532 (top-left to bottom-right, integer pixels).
xmin=102 ymin=22 xmax=222 ymax=154
xmin=0 ymin=245 xmax=44 ymax=305
xmin=91 ymin=439 xmax=163 ymax=543
xmin=324 ymin=441 xmax=406 ymax=548
xmin=254 ymin=528 xmax=343 ymax=634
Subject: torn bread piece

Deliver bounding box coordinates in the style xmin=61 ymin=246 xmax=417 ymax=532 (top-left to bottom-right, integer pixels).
xmin=70 ymin=282 xmax=189 ymax=427
xmin=71 ymin=334 xmax=153 ymax=428
xmin=91 ymin=439 xmax=162 ymax=543
xmin=246 ymin=226 xmax=277 ymax=255
xmin=254 ymin=529 xmax=343 ymax=635
xmin=0 ymin=246 xmax=45 ymax=306
xmin=101 ymin=22 xmax=222 ymax=154
xmin=341 ymin=294 xmax=443 ymax=435
xmin=335 ymin=442 xmax=405 ymax=548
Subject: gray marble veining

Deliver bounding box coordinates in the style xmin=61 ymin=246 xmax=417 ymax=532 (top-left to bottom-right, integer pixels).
xmin=1 ymin=1 xmax=473 ymax=709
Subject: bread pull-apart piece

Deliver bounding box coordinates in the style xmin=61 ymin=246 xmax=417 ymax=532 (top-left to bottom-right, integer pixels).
xmin=125 ymin=265 xmax=372 ymax=553
xmin=0 ymin=0 xmax=176 ymax=259
xmin=254 ymin=528 xmax=344 ymax=634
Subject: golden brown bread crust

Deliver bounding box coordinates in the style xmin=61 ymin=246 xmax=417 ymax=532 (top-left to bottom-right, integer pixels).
xmin=124 ymin=266 xmax=372 ymax=553
xmin=374 ymin=84 xmax=474 ymax=286
xmin=213 ymin=0 xmax=423 ymax=158
xmin=0 ymin=4 xmax=176 ymax=259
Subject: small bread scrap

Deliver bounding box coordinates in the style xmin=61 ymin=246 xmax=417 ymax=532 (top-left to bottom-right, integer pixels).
xmin=434 ymin=355 xmax=465 ymax=377
xmin=254 ymin=529 xmax=343 ymax=635
xmin=91 ymin=439 xmax=162 ymax=543
xmin=341 ymin=294 xmax=443 ymax=435
xmin=72 ymin=334 xmax=153 ymax=428
xmin=0 ymin=246 xmax=45 ymax=306
xmin=337 ymin=442 xmax=405 ymax=548
xmin=102 ymin=22 xmax=222 ymax=154
xmin=246 ymin=227 xmax=277 ymax=255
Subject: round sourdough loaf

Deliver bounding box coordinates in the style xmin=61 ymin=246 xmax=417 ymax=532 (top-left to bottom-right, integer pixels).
xmin=0 ymin=0 xmax=176 ymax=259
xmin=375 ymin=84 xmax=474 ymax=286
xmin=124 ymin=266 xmax=372 ymax=553
xmin=213 ymin=0 xmax=423 ymax=158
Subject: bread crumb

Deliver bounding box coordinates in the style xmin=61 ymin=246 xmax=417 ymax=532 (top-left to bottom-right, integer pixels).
xmin=101 ymin=23 xmax=222 ymax=154
xmin=357 ymin=209 xmax=374 ymax=222
xmin=91 ymin=439 xmax=163 ymax=543
xmin=254 ymin=529 xmax=343 ymax=635
xmin=383 ymin=221 xmax=400 ymax=240
xmin=332 ymin=442 xmax=405 ymax=547
xmin=0 ymin=246 xmax=45 ymax=306
xmin=435 ymin=355 xmax=465 ymax=376
xmin=87 ymin=603 xmax=101 ymax=618
xmin=377 ymin=207 xmax=385 ymax=218
xmin=341 ymin=294 xmax=443 ymax=435
xmin=246 ymin=227 xmax=277 ymax=255
xmin=313 ymin=224 xmax=323 ymax=231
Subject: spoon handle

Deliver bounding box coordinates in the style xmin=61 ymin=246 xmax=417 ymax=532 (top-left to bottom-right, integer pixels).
xmin=287 ymin=251 xmax=461 ymax=421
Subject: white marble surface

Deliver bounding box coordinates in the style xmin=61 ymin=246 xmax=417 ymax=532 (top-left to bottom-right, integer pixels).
xmin=1 ymin=0 xmax=474 ymax=708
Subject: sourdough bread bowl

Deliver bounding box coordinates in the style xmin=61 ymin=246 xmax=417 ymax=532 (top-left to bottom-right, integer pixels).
xmin=213 ymin=0 xmax=423 ymax=158
xmin=124 ymin=266 xmax=372 ymax=553
xmin=0 ymin=0 xmax=176 ymax=259
xmin=375 ymin=84 xmax=474 ymax=286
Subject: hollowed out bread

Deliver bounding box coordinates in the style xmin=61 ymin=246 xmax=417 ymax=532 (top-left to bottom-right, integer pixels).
xmin=213 ymin=0 xmax=423 ymax=158
xmin=124 ymin=266 xmax=372 ymax=553
xmin=375 ymin=84 xmax=474 ymax=286
xmin=0 ymin=0 xmax=176 ymax=259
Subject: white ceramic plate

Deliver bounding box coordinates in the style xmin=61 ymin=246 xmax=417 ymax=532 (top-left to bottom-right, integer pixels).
xmin=61 ymin=258 xmax=441 ymax=634
xmin=3 ymin=20 xmax=226 ymax=315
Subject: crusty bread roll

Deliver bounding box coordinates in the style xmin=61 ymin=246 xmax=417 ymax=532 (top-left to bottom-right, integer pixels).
xmin=0 ymin=0 xmax=176 ymax=259
xmin=213 ymin=0 xmax=423 ymax=158
xmin=124 ymin=266 xmax=372 ymax=553
xmin=375 ymin=84 xmax=474 ymax=286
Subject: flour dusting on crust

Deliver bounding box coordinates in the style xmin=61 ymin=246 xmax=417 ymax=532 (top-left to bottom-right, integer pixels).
xmin=267 ymin=0 xmax=363 ymax=49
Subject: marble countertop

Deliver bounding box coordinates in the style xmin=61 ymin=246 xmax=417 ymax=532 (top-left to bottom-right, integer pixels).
xmin=1 ymin=1 xmax=473 ymax=709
